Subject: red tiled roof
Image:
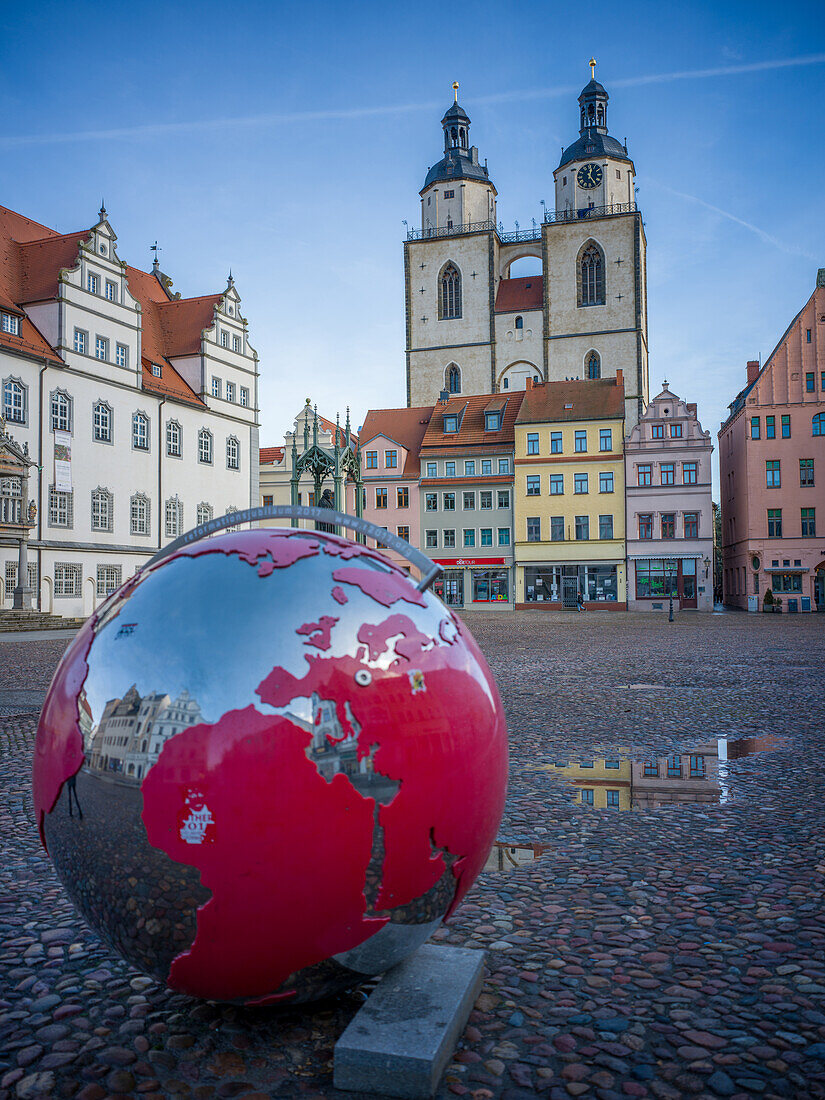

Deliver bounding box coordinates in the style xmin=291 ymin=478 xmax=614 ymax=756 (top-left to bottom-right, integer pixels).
xmin=420 ymin=392 xmax=524 ymax=451
xmin=259 ymin=446 xmax=285 ymax=465
xmin=140 ymin=357 xmax=203 ymax=406
xmin=516 ymin=377 xmax=625 ymax=425
xmin=494 ymin=276 xmax=543 ymax=313
xmin=360 ymin=405 xmax=435 ymax=477
xmin=0 ymin=206 xmax=66 ymax=363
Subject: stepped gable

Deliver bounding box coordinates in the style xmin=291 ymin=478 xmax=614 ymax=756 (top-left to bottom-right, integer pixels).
xmin=360 ymin=405 xmax=434 ymax=477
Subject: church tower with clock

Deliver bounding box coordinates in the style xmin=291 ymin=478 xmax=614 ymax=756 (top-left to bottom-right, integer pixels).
xmin=404 ymin=63 xmax=649 ymax=430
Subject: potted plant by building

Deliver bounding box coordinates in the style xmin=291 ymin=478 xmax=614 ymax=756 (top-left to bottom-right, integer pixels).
xmin=763 ymin=588 xmax=774 ymax=613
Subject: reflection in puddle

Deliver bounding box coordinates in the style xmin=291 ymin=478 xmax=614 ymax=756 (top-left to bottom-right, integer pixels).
xmin=539 ymin=736 xmax=784 ymax=811
xmin=484 ymin=842 xmax=547 ymax=873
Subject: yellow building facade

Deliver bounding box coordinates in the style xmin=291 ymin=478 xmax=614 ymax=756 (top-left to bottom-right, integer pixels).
xmin=514 ymin=376 xmax=626 ymax=608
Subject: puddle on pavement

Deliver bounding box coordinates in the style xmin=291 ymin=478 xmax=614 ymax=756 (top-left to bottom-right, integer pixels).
xmin=484 ymin=841 xmax=548 ymax=872
xmin=534 ymin=735 xmax=785 ymax=812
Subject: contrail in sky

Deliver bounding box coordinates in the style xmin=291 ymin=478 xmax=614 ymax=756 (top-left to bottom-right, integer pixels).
xmin=651 ymin=181 xmax=818 ymax=260
xmin=1 ymin=52 xmax=823 ymax=149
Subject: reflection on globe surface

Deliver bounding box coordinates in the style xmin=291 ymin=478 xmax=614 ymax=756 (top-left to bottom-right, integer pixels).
xmin=33 ymin=528 xmax=508 ymax=1004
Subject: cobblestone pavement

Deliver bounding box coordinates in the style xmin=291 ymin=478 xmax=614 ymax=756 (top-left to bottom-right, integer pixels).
xmin=2 ymin=613 xmax=825 ymax=1100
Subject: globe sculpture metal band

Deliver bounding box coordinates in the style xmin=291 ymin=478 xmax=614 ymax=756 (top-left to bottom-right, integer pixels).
xmin=33 ymin=512 xmax=508 ymax=1004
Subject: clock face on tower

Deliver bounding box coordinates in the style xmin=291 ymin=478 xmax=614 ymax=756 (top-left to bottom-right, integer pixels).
xmin=576 ymin=163 xmax=603 ymax=189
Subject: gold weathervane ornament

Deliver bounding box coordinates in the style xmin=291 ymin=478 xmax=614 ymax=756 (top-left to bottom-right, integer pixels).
xmin=589 ymin=57 xmax=596 ymax=79
xmin=453 ymin=81 xmax=459 ymax=103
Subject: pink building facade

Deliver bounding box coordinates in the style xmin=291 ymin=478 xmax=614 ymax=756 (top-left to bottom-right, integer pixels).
xmin=719 ymin=272 xmax=825 ymax=612
xmin=359 ymin=406 xmax=433 ymax=571
xmin=625 ymin=383 xmax=714 ymax=612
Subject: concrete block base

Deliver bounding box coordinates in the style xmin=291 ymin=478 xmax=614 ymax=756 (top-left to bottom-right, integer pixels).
xmin=333 ymin=944 xmax=486 ymax=1098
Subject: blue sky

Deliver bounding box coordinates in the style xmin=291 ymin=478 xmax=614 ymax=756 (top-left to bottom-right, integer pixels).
xmin=2 ymin=0 xmax=823 ymax=493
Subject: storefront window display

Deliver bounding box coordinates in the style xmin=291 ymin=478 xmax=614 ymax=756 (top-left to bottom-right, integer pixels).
xmin=472 ymin=570 xmax=509 ymax=603
xmin=524 ymin=565 xmax=618 ymax=602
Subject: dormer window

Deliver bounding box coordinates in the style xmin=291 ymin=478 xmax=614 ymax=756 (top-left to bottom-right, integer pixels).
xmin=0 ymin=312 xmax=20 ymax=335
xmin=485 ymin=412 xmax=502 ymax=431
xmin=444 ymin=415 xmax=458 ymax=433
xmin=151 ymin=364 xmax=162 ymax=378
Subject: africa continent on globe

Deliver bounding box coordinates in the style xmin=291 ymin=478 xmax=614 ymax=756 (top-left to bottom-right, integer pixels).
xmin=33 ymin=528 xmax=508 ymax=1003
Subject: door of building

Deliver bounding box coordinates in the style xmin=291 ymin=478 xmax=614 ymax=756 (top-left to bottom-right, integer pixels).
xmin=815 ymin=565 xmax=825 ymax=611
xmin=436 ymin=569 xmax=463 ymax=607
xmin=562 ymin=576 xmax=579 ymax=610
xmin=680 ymin=559 xmax=697 ymax=609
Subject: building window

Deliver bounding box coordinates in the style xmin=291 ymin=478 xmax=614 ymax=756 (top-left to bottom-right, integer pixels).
xmin=384 ymin=450 xmax=398 ymax=469
xmin=599 ymin=471 xmax=614 ymax=493
xmin=397 ymin=486 xmax=409 ymax=508
xmin=497 ymin=489 xmax=510 ymax=508
xmin=482 ymin=459 xmax=492 ymax=475
xmin=365 ymin=450 xmax=378 ymax=469
xmin=220 ymin=330 xmax=229 ymax=348
xmin=639 ymin=513 xmax=653 ymax=539
xmin=463 ymin=529 xmax=475 ymax=548
xmin=226 ymin=381 xmax=236 ymax=402
xmin=262 ymin=495 xmax=273 ymax=506
xmin=574 ymin=472 xmax=588 ymax=494
xmin=463 ymin=491 xmax=476 ymax=509
xmin=113 ymin=343 xmax=127 ymax=368
xmin=813 ymin=413 xmax=825 ymax=436
xmin=635 ymin=560 xmax=678 ymax=598
xmin=424 ymin=461 xmax=437 ymax=477
xmin=683 ymin=462 xmax=698 ymax=485
xmin=0 ymin=312 xmax=21 ymax=335
xmin=439 ymin=264 xmax=462 ymax=320
xmin=443 ymin=415 xmax=458 ymax=433
xmin=50 ymin=390 xmax=72 ymax=432
xmin=91 ymin=488 xmax=113 ymax=532
xmin=684 ymin=512 xmax=699 ymax=538
xmin=197 ymin=503 xmax=213 ymax=525
xmin=498 ymin=458 xmax=510 ymax=474
xmin=231 ymin=334 xmax=241 ymax=353
xmin=95 ymin=336 xmax=108 ymax=361
xmin=212 ymin=377 xmax=222 ymax=398
xmin=550 ymin=432 xmax=562 ymax=454
xmin=643 ymin=761 xmax=658 ymax=777
xmin=599 ymin=428 xmax=612 ymax=451
xmin=670 ymin=423 xmax=683 ymax=438
xmin=4 ymin=563 xmax=41 ymax=600
xmin=597 ymin=514 xmax=613 ymax=539
xmin=2 ymin=477 xmax=23 ymax=525
xmin=666 ymin=755 xmax=682 ymax=778
xmin=131 ymin=493 xmax=150 ymax=536
xmin=425 ymin=530 xmax=438 ymax=549
xmin=527 ymin=432 xmax=539 ymax=455
xmin=575 ymin=515 xmax=589 ymax=540
xmin=198 ymin=429 xmax=213 ymax=464
xmin=806 ymin=373 xmax=815 ymax=392
xmin=586 ymin=351 xmax=601 ymax=379
xmin=96 ymin=565 xmax=122 ymax=598
xmin=661 ymin=463 xmax=675 ymax=486
xmin=766 ymin=415 xmax=776 ymax=439
xmin=226 ymin=436 xmax=240 ymax=470
xmin=54 ymin=563 xmax=81 ymax=598
xmin=580 ymin=789 xmax=594 ymax=806
xmin=132 ymin=412 xmax=149 ymax=451
xmin=800 ymin=458 xmax=814 ymax=486
xmin=105 ymin=280 xmax=117 ymax=302
xmin=445 ymin=460 xmax=456 ymax=477
xmin=766 ymin=460 xmax=781 ymax=488
xmin=606 ymin=790 xmax=620 ymax=809
xmin=443 ymin=529 xmax=456 ymax=548
xmin=73 ymin=329 xmax=87 ymax=355
xmin=165 ymin=498 xmax=183 ymax=538
xmin=486 ymin=411 xmax=502 ymax=431
xmin=463 ymin=460 xmax=475 ymax=476
xmin=605 ymin=759 xmax=620 ymax=769
xmin=425 ymin=493 xmax=437 ymax=511
xmin=802 ymin=508 xmax=816 ymax=537
xmin=527 ymin=517 xmax=541 ymax=541
xmin=767 ymin=508 xmax=782 ymax=537
xmin=550 ymin=515 xmax=564 ymax=541
xmin=225 ymin=507 xmax=240 ymax=532
xmin=637 ymin=464 xmax=652 ymax=487
xmin=151 ymin=363 xmax=162 ymax=378
xmin=240 ymin=386 xmax=249 ymax=407
xmin=443 ymin=492 xmax=455 ymax=510
xmin=661 ymin=513 xmax=675 ymax=538
xmin=751 ymin=416 xmax=760 ymax=439
xmin=578 ymin=241 xmax=605 ymax=306
xmin=2 ymin=378 xmax=26 ymax=424
xmin=526 ymin=475 xmax=540 ymax=496
xmin=498 ymin=527 xmax=510 ymax=546
xmin=480 ymin=490 xmax=492 ymax=509
xmin=396 ymin=526 xmax=410 ymax=542
xmin=446 ymin=363 xmax=461 ymax=393
xmin=375 ymin=488 xmax=387 ymax=509
xmin=574 ymin=430 xmax=587 ymax=452
xmin=550 ymin=473 xmax=564 ymax=495
xmin=93 ymin=401 xmax=112 ymax=443
xmin=781 ymin=414 xmax=791 ymax=438
xmin=87 ymin=273 xmax=98 ymax=294
xmin=166 ymin=420 xmax=182 ymax=457
xmin=48 ymin=487 xmax=73 ymax=528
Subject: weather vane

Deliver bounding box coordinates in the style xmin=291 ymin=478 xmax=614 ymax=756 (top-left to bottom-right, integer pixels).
xmin=589 ymin=57 xmax=596 ymax=79
xmin=452 ymin=81 xmax=459 ymax=103
xmin=150 ymin=241 xmax=161 ymax=263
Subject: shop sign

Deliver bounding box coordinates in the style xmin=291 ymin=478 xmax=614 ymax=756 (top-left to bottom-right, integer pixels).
xmin=433 ymin=558 xmax=506 ymax=567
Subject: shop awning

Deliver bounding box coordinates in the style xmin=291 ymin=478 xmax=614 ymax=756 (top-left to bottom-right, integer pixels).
xmin=764 ymin=566 xmax=809 ymax=574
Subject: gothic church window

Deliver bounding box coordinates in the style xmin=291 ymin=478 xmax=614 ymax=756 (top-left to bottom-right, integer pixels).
xmin=586 ymin=351 xmax=601 ymax=379
xmin=446 ymin=364 xmax=461 ymax=394
xmin=578 ymin=241 xmax=605 ymax=307
xmin=439 ymin=263 xmax=462 ymax=320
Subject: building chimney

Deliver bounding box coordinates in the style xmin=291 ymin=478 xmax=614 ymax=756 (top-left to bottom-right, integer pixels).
xmin=439 ymin=389 xmax=450 ymax=404
xmin=746 ymin=360 xmax=760 ymax=385
xmin=525 ymin=377 xmax=533 ymax=390
xmin=615 ymin=369 xmax=624 ymax=389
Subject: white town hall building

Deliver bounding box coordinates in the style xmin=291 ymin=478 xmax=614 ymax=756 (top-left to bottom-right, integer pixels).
xmin=0 ymin=203 xmax=259 ymax=618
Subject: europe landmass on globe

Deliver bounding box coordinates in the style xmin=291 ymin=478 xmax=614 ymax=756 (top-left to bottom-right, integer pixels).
xmin=33 ymin=528 xmax=508 ymax=1004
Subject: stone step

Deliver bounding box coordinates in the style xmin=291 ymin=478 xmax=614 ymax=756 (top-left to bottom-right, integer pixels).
xmin=0 ymin=612 xmax=85 ymax=632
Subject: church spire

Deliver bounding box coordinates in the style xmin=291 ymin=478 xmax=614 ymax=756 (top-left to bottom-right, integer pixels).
xmin=578 ymin=59 xmax=609 ymax=135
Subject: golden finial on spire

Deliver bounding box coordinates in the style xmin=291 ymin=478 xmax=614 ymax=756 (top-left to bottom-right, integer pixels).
xmin=589 ymin=57 xmax=596 ymax=79
xmin=452 ymin=81 xmax=459 ymax=103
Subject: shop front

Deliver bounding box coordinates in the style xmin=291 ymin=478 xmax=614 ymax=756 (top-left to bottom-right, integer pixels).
xmin=432 ymin=558 xmax=513 ymax=610
xmin=519 ymin=563 xmax=623 ymax=609
xmin=628 ymin=556 xmax=707 ymax=611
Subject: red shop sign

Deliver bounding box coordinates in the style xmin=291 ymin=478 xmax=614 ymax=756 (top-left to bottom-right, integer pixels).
xmin=432 ymin=558 xmax=507 ymax=567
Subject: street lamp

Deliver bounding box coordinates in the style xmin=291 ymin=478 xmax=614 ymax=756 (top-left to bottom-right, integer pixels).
xmin=666 ymin=559 xmax=675 ymax=623
xmin=703 ymin=556 xmax=711 ymax=579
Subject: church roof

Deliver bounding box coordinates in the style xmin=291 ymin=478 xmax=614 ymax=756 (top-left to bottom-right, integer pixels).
xmin=422 ymin=153 xmax=492 ymax=191
xmin=578 ymin=78 xmax=608 ymax=101
xmin=442 ymin=101 xmax=470 ymax=124
xmin=558 ymin=131 xmax=630 ymax=170
xmin=494 ymin=276 xmax=543 ymax=313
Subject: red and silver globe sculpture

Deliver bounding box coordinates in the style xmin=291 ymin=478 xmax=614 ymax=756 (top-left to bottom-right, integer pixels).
xmin=33 ymin=511 xmax=507 ymax=1004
